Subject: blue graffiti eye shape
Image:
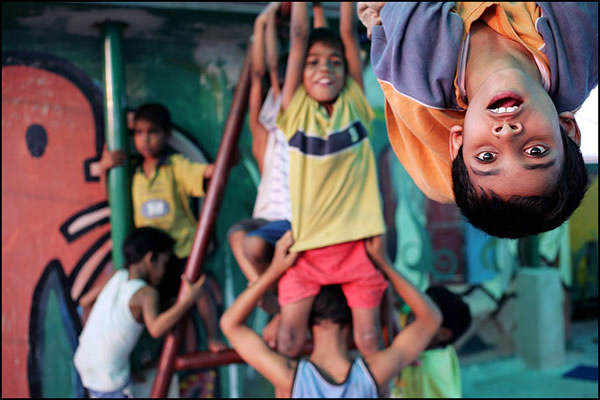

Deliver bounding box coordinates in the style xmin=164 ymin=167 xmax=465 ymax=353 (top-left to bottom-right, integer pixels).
xmin=26 ymin=124 xmax=48 ymax=158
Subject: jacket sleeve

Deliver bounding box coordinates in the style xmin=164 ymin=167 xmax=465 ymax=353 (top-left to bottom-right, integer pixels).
xmin=371 ymin=2 xmax=465 ymax=110
xmin=537 ymin=2 xmax=598 ymax=112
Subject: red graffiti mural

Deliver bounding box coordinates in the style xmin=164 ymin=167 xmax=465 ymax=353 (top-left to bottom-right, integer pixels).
xmin=2 ymin=51 xmax=109 ymax=397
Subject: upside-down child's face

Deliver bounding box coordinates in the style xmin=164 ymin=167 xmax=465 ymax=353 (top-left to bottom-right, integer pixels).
xmin=303 ymin=42 xmax=345 ymax=107
xmin=133 ymin=118 xmax=169 ymax=160
xmin=451 ymin=68 xmax=566 ymax=199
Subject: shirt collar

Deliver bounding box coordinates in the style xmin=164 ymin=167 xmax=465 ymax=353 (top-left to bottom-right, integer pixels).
xmin=134 ymin=149 xmax=172 ymax=172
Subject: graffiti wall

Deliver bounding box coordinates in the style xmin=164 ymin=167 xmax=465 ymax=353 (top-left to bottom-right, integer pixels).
xmin=2 ymin=2 xmax=260 ymax=397
xmin=2 ymin=51 xmax=108 ymax=398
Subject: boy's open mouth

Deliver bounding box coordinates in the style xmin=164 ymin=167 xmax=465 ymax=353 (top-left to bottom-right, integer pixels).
xmin=487 ymin=92 xmax=524 ymax=114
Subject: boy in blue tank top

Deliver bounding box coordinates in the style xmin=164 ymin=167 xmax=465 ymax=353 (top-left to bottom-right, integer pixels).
xmin=220 ymin=232 xmax=441 ymax=398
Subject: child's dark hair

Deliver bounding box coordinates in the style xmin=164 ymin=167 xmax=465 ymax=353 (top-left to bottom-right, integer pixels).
xmin=452 ymin=126 xmax=589 ymax=238
xmin=426 ymin=286 xmax=471 ymax=347
xmin=123 ymin=227 xmax=175 ymax=269
xmin=309 ymin=285 xmax=352 ymax=327
xmin=307 ymin=27 xmax=348 ymax=75
xmin=133 ymin=103 xmax=172 ymax=136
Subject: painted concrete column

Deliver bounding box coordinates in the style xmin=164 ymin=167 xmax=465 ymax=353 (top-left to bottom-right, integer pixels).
xmin=515 ymin=267 xmax=565 ymax=369
xmin=101 ymin=21 xmax=133 ymax=269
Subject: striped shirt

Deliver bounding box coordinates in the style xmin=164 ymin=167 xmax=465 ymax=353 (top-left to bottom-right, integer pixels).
xmin=277 ymin=78 xmax=385 ymax=252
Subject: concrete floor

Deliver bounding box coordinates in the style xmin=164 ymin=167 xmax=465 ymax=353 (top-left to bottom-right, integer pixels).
xmin=461 ymin=319 xmax=598 ymax=398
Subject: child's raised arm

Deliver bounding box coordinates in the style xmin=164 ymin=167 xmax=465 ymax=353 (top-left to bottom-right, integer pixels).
xmin=280 ymin=2 xmax=309 ymax=112
xmin=312 ymin=2 xmax=327 ymax=29
xmin=265 ymin=2 xmax=282 ymax=98
xmin=340 ymin=1 xmax=364 ymax=90
xmin=364 ymin=235 xmax=442 ymax=387
xmin=249 ymin=3 xmax=279 ymax=174
xmin=220 ymin=231 xmax=298 ymax=393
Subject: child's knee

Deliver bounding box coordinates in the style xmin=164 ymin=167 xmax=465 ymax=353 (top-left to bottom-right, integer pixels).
xmin=354 ymin=325 xmax=380 ymax=356
xmin=277 ymin=325 xmax=303 ymax=357
xmin=243 ymin=236 xmax=272 ymax=264
xmin=228 ymin=228 xmax=244 ymax=246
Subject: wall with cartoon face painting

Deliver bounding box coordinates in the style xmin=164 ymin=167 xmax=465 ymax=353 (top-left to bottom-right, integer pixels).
xmin=2 ymin=51 xmax=109 ymax=397
xmin=2 ymin=3 xmax=263 ymax=397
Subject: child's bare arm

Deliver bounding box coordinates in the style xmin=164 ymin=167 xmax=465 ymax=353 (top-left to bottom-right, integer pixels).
xmin=280 ymin=2 xmax=309 ymax=111
xmin=98 ymin=144 xmax=127 ymax=196
xmin=249 ymin=5 xmax=276 ymax=174
xmin=139 ymin=274 xmax=207 ymax=338
xmin=220 ymin=231 xmax=298 ymax=392
xmin=265 ymin=3 xmax=282 ymax=98
xmin=312 ymin=2 xmax=327 ymax=28
xmin=340 ymin=1 xmax=364 ymax=90
xmin=364 ymin=236 xmax=442 ymax=387
xmin=78 ymin=269 xmax=116 ymax=309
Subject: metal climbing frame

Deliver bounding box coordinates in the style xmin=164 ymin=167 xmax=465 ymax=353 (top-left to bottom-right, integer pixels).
xmin=150 ymin=42 xmax=253 ymax=398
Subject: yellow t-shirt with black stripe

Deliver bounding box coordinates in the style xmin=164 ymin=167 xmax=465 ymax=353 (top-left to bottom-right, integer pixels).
xmin=132 ymin=153 xmax=207 ymax=258
xmin=277 ymin=78 xmax=385 ymax=252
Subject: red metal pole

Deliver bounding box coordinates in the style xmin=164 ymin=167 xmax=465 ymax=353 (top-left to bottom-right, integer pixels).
xmin=173 ymin=342 xmax=316 ymax=371
xmin=150 ymin=43 xmax=253 ymax=398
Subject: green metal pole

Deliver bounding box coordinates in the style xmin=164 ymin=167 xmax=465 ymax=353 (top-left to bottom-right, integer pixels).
xmin=101 ymin=21 xmax=132 ymax=269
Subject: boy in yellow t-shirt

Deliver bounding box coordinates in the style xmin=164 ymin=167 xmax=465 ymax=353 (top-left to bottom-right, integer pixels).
xmin=274 ymin=2 xmax=388 ymax=360
xmin=99 ymin=103 xmax=226 ymax=353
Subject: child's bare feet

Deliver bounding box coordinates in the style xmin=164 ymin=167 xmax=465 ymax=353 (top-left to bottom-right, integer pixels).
xmin=262 ymin=313 xmax=281 ymax=348
xmin=208 ymin=337 xmax=227 ymax=352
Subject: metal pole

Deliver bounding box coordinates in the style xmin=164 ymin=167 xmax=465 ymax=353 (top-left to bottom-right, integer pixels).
xmin=151 ymin=43 xmax=253 ymax=398
xmin=173 ymin=342 xmax=316 ymax=371
xmin=101 ymin=21 xmax=132 ymax=269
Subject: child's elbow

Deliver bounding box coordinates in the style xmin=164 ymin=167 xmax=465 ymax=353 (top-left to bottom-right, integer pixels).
xmin=219 ymin=315 xmax=232 ymax=336
xmin=147 ymin=326 xmax=164 ymax=339
xmin=291 ymin=25 xmax=308 ymax=42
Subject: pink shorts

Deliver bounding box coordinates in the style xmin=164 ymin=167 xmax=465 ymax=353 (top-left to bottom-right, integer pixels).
xmin=278 ymin=239 xmax=388 ymax=308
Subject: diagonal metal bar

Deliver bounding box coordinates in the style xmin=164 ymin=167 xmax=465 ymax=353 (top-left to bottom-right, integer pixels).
xmin=150 ymin=41 xmax=253 ymax=398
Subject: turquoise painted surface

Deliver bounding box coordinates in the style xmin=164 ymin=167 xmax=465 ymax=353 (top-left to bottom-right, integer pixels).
xmin=42 ymin=291 xmax=76 ymax=397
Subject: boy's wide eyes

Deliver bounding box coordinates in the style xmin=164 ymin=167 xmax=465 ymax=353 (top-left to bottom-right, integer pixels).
xmin=476 ymin=151 xmax=496 ymax=162
xmin=525 ymin=145 xmax=549 ymax=157
xmin=475 ymin=145 xmax=549 ymax=162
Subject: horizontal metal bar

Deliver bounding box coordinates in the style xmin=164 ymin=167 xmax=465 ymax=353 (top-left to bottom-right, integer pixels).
xmin=174 ymin=342 xmax=315 ymax=371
